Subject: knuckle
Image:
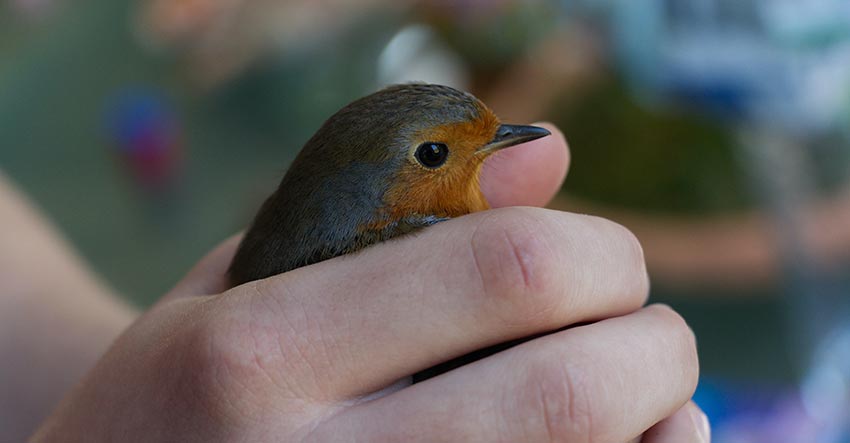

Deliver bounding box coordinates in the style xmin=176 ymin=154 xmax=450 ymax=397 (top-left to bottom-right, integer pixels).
xmin=243 ymin=280 xmax=342 ymax=401
xmin=183 ymin=310 xmax=247 ymax=386
xmin=469 ymin=209 xmax=562 ymax=325
xmin=520 ymin=356 xmax=595 ymax=442
xmin=172 ymin=298 xmax=268 ymax=415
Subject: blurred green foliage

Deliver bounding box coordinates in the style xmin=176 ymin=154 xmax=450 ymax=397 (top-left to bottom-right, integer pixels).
xmin=431 ymin=2 xmax=559 ymax=78
xmin=554 ymin=79 xmax=753 ymax=215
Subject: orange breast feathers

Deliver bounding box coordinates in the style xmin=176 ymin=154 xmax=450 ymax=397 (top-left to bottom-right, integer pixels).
xmin=381 ymin=104 xmax=501 ymax=223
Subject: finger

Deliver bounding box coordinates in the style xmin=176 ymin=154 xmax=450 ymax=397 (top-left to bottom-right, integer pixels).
xmin=314 ymin=305 xmax=699 ymax=443
xmin=232 ymin=207 xmax=648 ymax=398
xmin=481 ymin=122 xmax=569 ymax=208
xmin=166 ymin=233 xmax=243 ymax=299
xmin=641 ymin=401 xmax=711 ymax=443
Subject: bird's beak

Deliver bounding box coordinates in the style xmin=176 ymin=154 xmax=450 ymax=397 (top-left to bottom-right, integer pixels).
xmin=479 ymin=124 xmax=552 ymax=155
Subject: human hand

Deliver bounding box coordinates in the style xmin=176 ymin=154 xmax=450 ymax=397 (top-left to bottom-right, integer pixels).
xmin=32 ymin=124 xmax=707 ymax=442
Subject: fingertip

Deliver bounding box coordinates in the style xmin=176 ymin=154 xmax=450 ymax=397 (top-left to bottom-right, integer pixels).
xmin=536 ymin=121 xmax=571 ymax=173
xmin=641 ymin=401 xmax=711 ymax=443
xmin=480 ymin=122 xmax=570 ymax=208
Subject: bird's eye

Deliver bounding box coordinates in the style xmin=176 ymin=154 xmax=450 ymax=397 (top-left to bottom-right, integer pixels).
xmin=415 ymin=142 xmax=449 ymax=169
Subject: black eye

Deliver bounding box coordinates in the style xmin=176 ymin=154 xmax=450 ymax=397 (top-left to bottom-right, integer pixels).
xmin=415 ymin=142 xmax=449 ymax=168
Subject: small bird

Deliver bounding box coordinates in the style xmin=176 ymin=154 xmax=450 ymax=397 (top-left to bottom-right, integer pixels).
xmin=228 ymin=83 xmax=551 ymax=382
xmin=229 ymin=83 xmax=550 ymax=286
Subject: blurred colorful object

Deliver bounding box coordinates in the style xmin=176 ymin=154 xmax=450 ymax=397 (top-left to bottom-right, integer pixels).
xmin=104 ymin=88 xmax=183 ymax=192
xmin=696 ymin=377 xmax=850 ymax=443
xmin=607 ymin=0 xmax=850 ymax=132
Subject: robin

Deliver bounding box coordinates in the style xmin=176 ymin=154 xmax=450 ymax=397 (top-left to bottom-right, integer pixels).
xmin=229 ymin=83 xmax=550 ymax=286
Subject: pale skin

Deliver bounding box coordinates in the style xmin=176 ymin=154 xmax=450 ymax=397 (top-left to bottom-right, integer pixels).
xmin=2 ymin=124 xmax=709 ymax=442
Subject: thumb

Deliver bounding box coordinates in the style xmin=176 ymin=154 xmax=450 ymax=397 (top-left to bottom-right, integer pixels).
xmin=480 ymin=122 xmax=570 ymax=208
xmin=165 ymin=233 xmax=243 ymax=299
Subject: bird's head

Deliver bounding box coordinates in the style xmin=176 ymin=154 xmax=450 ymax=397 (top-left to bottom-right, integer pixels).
xmin=294 ymin=83 xmax=550 ymax=227
xmin=229 ymin=83 xmax=551 ymax=283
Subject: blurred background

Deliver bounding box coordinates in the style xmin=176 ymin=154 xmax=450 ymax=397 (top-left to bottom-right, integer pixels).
xmin=2 ymin=0 xmax=850 ymax=441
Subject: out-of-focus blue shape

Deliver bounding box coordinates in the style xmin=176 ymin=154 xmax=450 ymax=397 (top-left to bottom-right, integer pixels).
xmin=695 ymin=378 xmax=848 ymax=443
xmin=801 ymin=326 xmax=850 ymax=442
xmin=693 ymin=379 xmax=733 ymax=426
xmin=104 ymin=87 xmax=183 ymax=192
xmin=108 ymin=90 xmax=172 ymax=151
xmin=601 ymin=0 xmax=850 ymax=135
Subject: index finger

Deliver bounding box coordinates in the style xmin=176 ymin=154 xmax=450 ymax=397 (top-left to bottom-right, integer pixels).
xmin=234 ymin=206 xmax=649 ymax=399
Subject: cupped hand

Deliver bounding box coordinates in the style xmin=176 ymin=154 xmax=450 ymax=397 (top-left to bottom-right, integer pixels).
xmin=33 ymin=124 xmax=707 ymax=443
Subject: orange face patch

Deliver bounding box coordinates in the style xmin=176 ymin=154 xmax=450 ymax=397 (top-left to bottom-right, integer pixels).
xmin=381 ymin=103 xmax=501 ymax=222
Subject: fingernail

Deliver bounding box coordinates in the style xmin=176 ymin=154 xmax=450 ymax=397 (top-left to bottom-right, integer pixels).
xmin=691 ymin=406 xmax=711 ymax=443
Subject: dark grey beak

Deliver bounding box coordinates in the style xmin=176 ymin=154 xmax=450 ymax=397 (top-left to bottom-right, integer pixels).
xmin=479 ymin=124 xmax=551 ymax=154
